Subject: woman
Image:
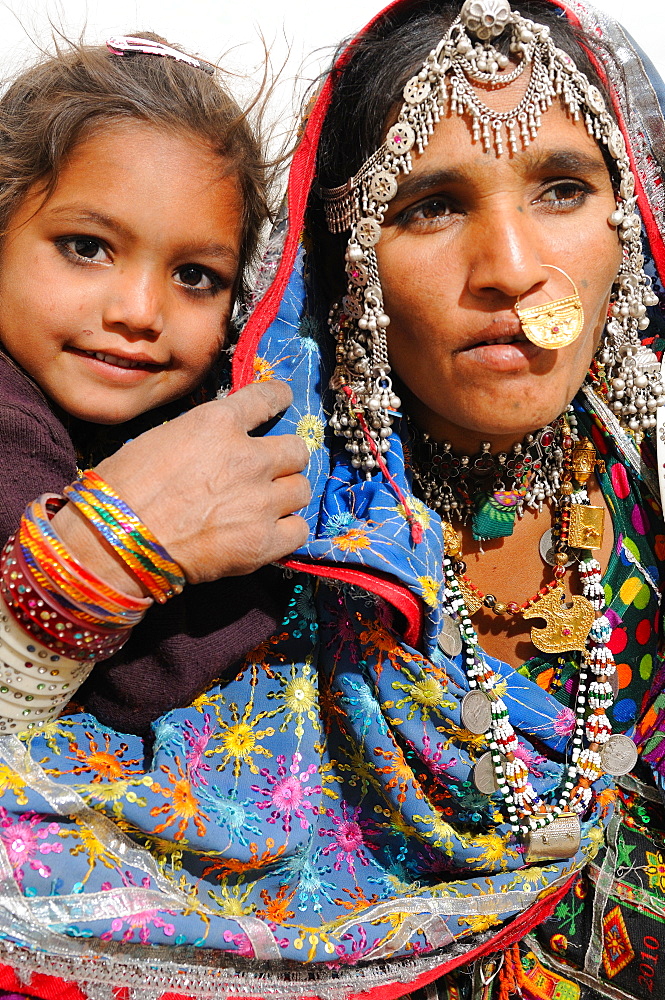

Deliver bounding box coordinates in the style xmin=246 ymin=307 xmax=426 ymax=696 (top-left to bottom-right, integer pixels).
xmin=1 ymin=2 xmax=664 ymax=999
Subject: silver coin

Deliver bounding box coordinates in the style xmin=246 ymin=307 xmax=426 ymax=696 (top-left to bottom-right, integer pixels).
xmin=461 ymin=690 xmax=492 ymax=734
xmin=473 ymin=752 xmax=499 ymax=795
xmin=600 ymin=734 xmax=638 ymax=776
xmin=539 ymin=528 xmax=574 ymax=568
xmin=437 ymin=615 xmax=462 ymax=657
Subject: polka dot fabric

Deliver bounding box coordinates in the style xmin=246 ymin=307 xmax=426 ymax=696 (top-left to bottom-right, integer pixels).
xmin=527 ymin=407 xmax=663 ymax=731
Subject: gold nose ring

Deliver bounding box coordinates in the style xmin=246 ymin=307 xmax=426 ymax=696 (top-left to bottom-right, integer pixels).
xmin=515 ymin=264 xmax=584 ymax=349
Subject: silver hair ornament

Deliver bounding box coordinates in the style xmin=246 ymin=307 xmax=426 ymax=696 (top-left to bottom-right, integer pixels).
xmin=322 ymin=0 xmax=663 ymax=473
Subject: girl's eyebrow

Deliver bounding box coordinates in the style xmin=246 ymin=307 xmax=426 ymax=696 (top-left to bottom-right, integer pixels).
xmin=45 ymin=206 xmax=239 ymax=265
xmin=46 ymin=206 xmax=133 ymax=240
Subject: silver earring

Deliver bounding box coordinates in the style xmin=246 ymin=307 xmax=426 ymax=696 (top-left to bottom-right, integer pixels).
xmin=328 ymin=240 xmax=401 ymax=477
xmin=599 ymin=176 xmax=663 ymax=437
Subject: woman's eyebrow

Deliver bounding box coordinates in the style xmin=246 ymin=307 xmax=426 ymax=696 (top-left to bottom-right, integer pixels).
xmin=392 ymin=168 xmax=469 ymax=202
xmin=390 ymin=149 xmax=607 ymax=204
xmin=518 ymin=148 xmax=609 ymax=176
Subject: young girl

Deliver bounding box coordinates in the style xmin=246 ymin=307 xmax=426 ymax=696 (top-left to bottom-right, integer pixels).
xmin=0 ymin=33 xmax=310 ymax=736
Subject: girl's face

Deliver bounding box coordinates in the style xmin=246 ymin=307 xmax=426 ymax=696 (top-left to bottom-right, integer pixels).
xmin=375 ymin=81 xmax=622 ymax=452
xmin=0 ymin=121 xmax=244 ymax=424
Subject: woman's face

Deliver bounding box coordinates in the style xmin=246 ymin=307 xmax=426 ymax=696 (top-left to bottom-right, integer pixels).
xmin=375 ymin=82 xmax=622 ymax=452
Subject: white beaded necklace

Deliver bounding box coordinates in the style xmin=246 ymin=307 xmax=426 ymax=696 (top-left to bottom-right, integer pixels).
xmin=440 ymin=458 xmax=637 ymax=859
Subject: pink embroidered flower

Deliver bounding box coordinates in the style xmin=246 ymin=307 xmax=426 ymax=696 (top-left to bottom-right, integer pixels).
xmin=0 ymin=811 xmax=63 ymax=886
xmin=512 ymin=743 xmax=547 ymax=777
xmin=319 ymin=801 xmax=379 ymax=876
xmin=223 ymin=929 xmax=255 ymax=957
xmin=182 ymin=715 xmax=214 ymax=787
xmin=251 ymin=753 xmax=321 ymax=832
xmin=101 ymin=909 xmax=175 ymax=944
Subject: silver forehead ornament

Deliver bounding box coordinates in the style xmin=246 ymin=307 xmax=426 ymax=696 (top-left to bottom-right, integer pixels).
xmin=321 ymin=0 xmax=662 ymax=478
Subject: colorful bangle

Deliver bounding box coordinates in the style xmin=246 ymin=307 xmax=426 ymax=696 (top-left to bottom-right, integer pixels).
xmin=21 ymin=496 xmax=150 ymax=623
xmin=63 ymin=472 xmax=185 ymax=603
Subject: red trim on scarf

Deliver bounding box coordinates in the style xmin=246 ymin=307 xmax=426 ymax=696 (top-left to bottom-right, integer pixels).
xmin=281 ymin=556 xmax=424 ymax=647
xmin=0 ymin=875 xmax=575 ymax=1000
xmin=231 ymin=0 xmax=425 ymax=390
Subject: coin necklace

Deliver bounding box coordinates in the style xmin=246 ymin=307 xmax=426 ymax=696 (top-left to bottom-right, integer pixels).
xmin=440 ymin=432 xmax=638 ymax=861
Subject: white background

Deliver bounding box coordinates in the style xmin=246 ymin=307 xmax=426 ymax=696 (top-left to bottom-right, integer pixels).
xmin=1 ymin=0 xmax=662 ymax=160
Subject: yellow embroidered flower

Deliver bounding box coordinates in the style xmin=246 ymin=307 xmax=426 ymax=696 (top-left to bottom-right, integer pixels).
xmin=418 ymin=576 xmax=440 ymax=607
xmin=467 ymin=832 xmax=518 ymax=871
xmin=0 ymin=762 xmax=28 ymax=805
xmin=297 ymin=413 xmax=325 ymax=453
xmin=334 ymin=527 xmax=371 ymax=553
xmin=222 ymin=723 xmax=258 ymax=758
xmin=409 ymin=677 xmax=445 ymax=706
xmin=207 ymin=708 xmax=275 ymax=777
xmin=394 ymin=497 xmax=431 ymax=530
xmin=645 ymin=850 xmax=665 ymax=893
xmin=284 ymin=676 xmax=317 ymax=713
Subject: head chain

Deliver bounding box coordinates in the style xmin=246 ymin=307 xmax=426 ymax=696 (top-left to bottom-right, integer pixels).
xmin=322 ymin=0 xmax=663 ymax=476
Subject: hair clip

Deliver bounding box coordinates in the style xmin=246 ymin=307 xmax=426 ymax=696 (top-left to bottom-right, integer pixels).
xmin=106 ymin=35 xmax=214 ymax=75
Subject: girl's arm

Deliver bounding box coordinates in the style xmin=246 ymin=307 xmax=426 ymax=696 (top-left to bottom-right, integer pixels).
xmin=0 ymin=360 xmax=309 ymax=735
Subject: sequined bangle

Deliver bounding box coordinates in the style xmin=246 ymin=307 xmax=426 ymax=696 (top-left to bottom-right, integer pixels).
xmin=63 ymin=472 xmax=185 ymax=603
xmin=3 ymin=496 xmax=150 ymax=660
xmin=2 ymin=535 xmax=132 ymax=661
xmin=0 ymin=595 xmax=94 ymax=734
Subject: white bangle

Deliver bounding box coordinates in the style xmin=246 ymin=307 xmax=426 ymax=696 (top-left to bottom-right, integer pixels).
xmin=0 ymin=595 xmax=94 ymax=734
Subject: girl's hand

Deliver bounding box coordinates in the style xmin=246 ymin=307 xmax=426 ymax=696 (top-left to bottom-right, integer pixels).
xmin=54 ymin=381 xmax=311 ymax=593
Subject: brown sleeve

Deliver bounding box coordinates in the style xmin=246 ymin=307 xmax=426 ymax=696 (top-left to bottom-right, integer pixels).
xmin=0 ymin=402 xmax=78 ymax=546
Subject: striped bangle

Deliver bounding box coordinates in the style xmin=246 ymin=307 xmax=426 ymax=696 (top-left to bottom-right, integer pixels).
xmin=63 ymin=471 xmax=185 ymax=603
xmin=22 ymin=496 xmax=149 ymax=620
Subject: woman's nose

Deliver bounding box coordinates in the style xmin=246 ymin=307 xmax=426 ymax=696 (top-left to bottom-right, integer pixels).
xmin=102 ymin=268 xmax=165 ymax=338
xmin=467 ymin=208 xmax=547 ymax=301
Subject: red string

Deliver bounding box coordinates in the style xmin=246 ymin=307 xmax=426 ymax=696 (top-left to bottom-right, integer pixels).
xmin=340 ymin=386 xmax=424 ymax=545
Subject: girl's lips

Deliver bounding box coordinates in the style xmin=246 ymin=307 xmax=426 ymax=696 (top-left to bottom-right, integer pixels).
xmin=68 ymin=347 xmax=165 ymax=372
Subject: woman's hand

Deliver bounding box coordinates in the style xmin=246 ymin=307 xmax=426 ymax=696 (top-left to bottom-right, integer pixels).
xmin=54 ymin=381 xmax=311 ymax=594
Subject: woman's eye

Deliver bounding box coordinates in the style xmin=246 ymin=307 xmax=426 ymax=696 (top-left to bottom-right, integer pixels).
xmin=397 ymin=196 xmax=457 ymax=230
xmin=539 ymin=182 xmax=588 ymax=207
xmin=174 ymin=266 xmax=218 ymax=292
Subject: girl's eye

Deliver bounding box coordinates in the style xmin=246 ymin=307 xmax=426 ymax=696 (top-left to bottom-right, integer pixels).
xmin=174 ymin=265 xmax=219 ymax=292
xmin=58 ymin=237 xmax=108 ymax=262
xmin=539 ymin=182 xmax=588 ymax=207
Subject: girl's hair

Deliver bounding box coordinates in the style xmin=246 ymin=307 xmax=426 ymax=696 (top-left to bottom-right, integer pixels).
xmin=309 ymin=0 xmax=617 ymax=296
xmin=0 ymin=33 xmax=268 ymax=300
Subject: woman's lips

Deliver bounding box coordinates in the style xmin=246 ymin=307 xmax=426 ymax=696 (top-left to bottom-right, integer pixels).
xmin=456 ymin=318 xmax=541 ymax=370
